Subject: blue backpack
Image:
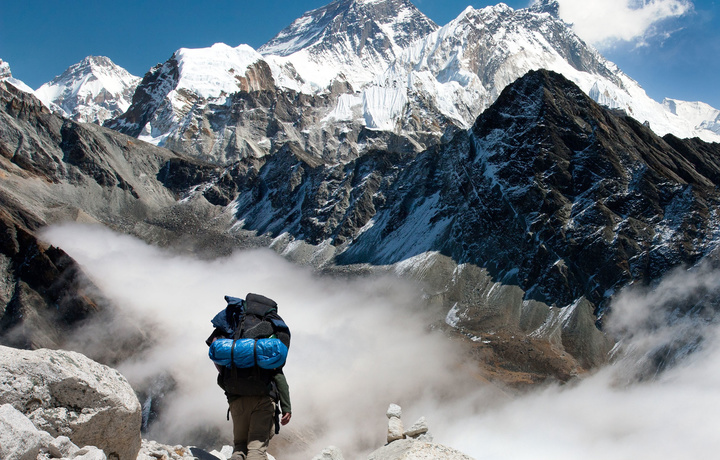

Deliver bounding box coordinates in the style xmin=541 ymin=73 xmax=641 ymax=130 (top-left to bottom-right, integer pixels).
xmin=208 ymin=294 xmax=290 ymax=396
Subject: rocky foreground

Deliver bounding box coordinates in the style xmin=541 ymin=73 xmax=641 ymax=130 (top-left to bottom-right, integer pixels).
xmin=0 ymin=345 xmax=474 ymax=460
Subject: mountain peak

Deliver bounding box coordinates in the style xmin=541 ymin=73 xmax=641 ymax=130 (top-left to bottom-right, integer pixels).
xmin=34 ymin=55 xmax=140 ymax=124
xmin=0 ymin=59 xmax=11 ymax=80
xmin=529 ymin=0 xmax=561 ymax=17
xmin=260 ymin=0 xmax=437 ymax=57
xmin=0 ymin=58 xmax=34 ymax=93
xmin=257 ymin=0 xmax=438 ymax=91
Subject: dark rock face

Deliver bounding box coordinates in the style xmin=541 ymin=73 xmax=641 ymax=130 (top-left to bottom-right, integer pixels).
xmin=0 ymin=207 xmax=99 ymax=349
xmin=462 ymin=70 xmax=720 ymax=314
xmin=104 ymin=58 xmax=180 ymax=138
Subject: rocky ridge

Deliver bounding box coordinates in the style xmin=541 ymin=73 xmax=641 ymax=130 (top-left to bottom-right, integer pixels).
xmin=0 ymin=80 xmax=246 ymax=352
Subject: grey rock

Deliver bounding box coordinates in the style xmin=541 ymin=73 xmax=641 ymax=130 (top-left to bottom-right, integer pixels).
xmin=137 ymin=440 xmax=194 ymax=460
xmin=403 ymin=416 xmax=429 ymax=438
xmin=0 ymin=403 xmax=53 ymax=460
xmin=70 ymin=446 xmax=107 ymax=460
xmin=312 ymin=445 xmax=345 ymax=460
xmin=368 ymin=438 xmax=475 ymax=460
xmin=48 ymin=436 xmax=80 ymax=458
xmin=386 ymin=403 xmax=402 ymax=419
xmin=387 ymin=416 xmax=404 ymax=443
xmin=0 ymin=346 xmax=142 ymax=460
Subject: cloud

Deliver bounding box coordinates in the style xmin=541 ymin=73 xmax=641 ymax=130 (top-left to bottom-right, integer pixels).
xmin=42 ymin=223 xmax=720 ymax=460
xmin=548 ymin=0 xmax=694 ymax=47
xmin=436 ymin=260 xmax=720 ymax=460
xmin=41 ymin=223 xmax=482 ymax=459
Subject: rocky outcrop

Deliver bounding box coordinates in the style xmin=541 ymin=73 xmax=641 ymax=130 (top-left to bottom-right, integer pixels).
xmin=1 ymin=403 xmax=113 ymax=460
xmin=368 ymin=439 xmax=475 ymax=460
xmin=0 ymin=346 xmax=142 ymax=460
xmin=370 ymin=404 xmax=472 ymax=460
xmin=0 ymin=403 xmax=54 ymax=460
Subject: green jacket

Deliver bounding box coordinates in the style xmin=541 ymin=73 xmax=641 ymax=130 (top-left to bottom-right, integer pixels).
xmin=273 ymin=372 xmax=291 ymax=414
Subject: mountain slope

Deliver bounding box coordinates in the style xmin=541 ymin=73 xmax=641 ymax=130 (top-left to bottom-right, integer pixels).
xmin=34 ymin=56 xmax=140 ymax=124
xmin=0 ymin=81 xmax=241 ymax=352
xmin=217 ymin=69 xmax=720 ymax=371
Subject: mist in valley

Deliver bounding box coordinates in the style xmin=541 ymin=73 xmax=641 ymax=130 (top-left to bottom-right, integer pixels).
xmin=42 ymin=223 xmax=720 ymax=460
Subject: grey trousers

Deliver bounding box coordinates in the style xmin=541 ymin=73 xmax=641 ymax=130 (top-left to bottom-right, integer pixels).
xmin=228 ymin=395 xmax=275 ymax=460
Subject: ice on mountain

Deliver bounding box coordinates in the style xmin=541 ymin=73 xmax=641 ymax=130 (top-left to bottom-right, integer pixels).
xmin=362 ymin=85 xmax=407 ymax=130
xmin=174 ymin=43 xmax=263 ymax=99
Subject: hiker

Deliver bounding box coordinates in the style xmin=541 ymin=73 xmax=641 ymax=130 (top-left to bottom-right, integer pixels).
xmin=206 ymin=294 xmax=292 ymax=460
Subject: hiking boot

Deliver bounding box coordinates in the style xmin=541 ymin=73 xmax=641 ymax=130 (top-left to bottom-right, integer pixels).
xmin=230 ymin=452 xmax=246 ymax=460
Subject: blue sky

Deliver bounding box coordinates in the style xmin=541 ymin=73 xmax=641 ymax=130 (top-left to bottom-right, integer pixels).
xmin=1 ymin=0 xmax=718 ymax=108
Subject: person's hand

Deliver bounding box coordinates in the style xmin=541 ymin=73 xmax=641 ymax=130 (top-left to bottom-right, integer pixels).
xmin=281 ymin=412 xmax=292 ymax=425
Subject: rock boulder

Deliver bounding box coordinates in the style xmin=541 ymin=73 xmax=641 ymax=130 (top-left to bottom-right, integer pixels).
xmin=0 ymin=403 xmax=53 ymax=460
xmin=0 ymin=345 xmax=142 ymax=460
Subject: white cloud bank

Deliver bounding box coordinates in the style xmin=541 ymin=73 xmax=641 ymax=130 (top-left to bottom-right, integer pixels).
xmin=42 ymin=224 xmax=481 ymax=459
xmin=437 ymin=262 xmax=720 ymax=460
xmin=42 ymin=223 xmax=720 ymax=460
xmin=546 ymin=0 xmax=694 ymax=46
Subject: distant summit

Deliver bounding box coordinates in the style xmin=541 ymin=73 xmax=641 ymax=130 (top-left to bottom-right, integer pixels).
xmin=259 ymin=0 xmax=439 ymax=90
xmin=0 ymin=59 xmax=34 ymax=93
xmin=530 ymin=0 xmax=561 ymax=17
xmin=34 ymin=56 xmax=140 ymax=124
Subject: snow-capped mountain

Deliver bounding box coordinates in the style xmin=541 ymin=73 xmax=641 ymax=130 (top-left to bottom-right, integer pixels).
xmin=106 ymin=0 xmax=443 ymax=163
xmin=259 ymin=0 xmax=438 ymax=92
xmin=0 ymin=59 xmax=34 ymax=93
xmin=103 ymin=0 xmax=719 ymax=166
xmin=663 ymin=98 xmax=720 ymax=137
xmin=105 ymin=43 xmax=291 ymax=162
xmin=106 ymin=43 xmax=270 ymax=145
xmin=332 ymin=1 xmax=720 ymax=142
xmin=34 ymin=56 xmax=140 ymax=124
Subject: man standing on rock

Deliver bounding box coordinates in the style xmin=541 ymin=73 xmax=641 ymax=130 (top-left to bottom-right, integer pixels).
xmin=206 ymin=294 xmax=292 ymax=460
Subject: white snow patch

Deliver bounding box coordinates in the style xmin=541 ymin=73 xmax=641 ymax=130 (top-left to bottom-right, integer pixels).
xmin=174 ymin=43 xmax=264 ymax=99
